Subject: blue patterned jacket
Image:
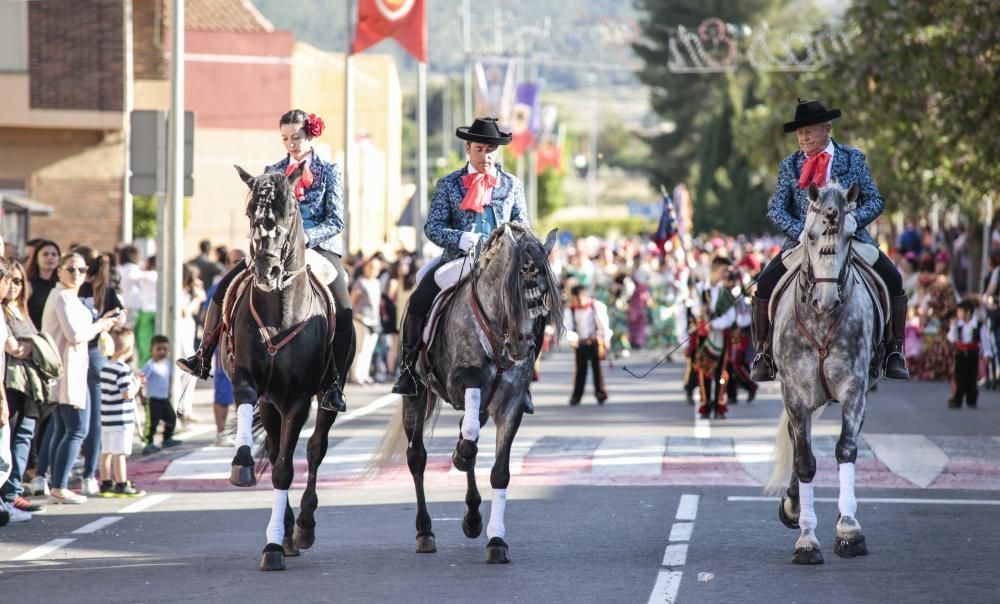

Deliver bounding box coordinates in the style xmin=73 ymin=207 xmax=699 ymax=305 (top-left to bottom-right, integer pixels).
xmin=264 ymin=154 xmax=344 ymax=255
xmin=426 ymin=164 xmax=530 ymax=263
xmin=766 ymin=140 xmax=883 ymax=250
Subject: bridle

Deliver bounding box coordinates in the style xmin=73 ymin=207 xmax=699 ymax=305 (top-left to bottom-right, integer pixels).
xmin=246 ymin=179 xmax=308 ymax=291
xmin=793 ymin=191 xmax=855 ymax=401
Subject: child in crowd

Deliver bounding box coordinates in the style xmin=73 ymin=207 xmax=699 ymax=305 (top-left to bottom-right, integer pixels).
xmin=946 ymin=299 xmax=992 ymax=408
xmin=141 ymin=335 xmax=182 ymax=454
xmin=98 ymin=327 xmax=146 ymax=497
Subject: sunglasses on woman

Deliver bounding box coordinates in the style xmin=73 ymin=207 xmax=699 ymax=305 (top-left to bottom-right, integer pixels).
xmin=63 ymin=267 xmax=86 ymax=275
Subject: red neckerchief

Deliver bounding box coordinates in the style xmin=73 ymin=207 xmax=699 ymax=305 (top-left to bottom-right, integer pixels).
xmin=460 ymin=170 xmax=497 ymax=213
xmin=285 ymin=155 xmax=315 ymax=201
xmin=798 ymin=151 xmax=831 ymax=189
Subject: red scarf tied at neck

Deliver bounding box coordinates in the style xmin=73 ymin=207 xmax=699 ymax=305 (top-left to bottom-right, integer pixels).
xmin=460 ymin=171 xmax=497 ymax=214
xmin=285 ymin=157 xmax=315 ymax=201
xmin=798 ymin=151 xmax=831 ymax=189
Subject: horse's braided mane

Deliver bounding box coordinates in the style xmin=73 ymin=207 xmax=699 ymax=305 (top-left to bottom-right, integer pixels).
xmin=494 ymin=225 xmax=564 ymax=344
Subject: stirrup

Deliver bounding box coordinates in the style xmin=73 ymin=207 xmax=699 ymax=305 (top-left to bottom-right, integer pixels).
xmin=392 ymin=361 xmax=425 ymax=397
xmin=883 ymin=351 xmax=910 ymax=380
xmin=318 ymin=381 xmax=346 ymax=412
xmin=750 ymin=353 xmax=775 ymax=382
xmin=176 ymin=352 xmax=211 ymax=380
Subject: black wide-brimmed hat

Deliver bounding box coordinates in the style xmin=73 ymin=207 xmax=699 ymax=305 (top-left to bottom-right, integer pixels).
xmin=783 ymin=98 xmax=842 ymax=133
xmin=456 ymin=117 xmax=512 ymax=145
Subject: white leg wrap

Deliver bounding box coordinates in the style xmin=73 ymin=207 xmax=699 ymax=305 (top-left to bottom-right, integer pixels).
xmin=462 ymin=389 xmax=481 ymax=441
xmin=798 ymin=481 xmax=817 ymax=530
xmin=265 ymin=489 xmax=289 ymax=545
xmin=486 ymin=488 xmax=507 ymax=539
xmin=838 ymin=462 xmax=858 ymax=518
xmin=236 ymin=404 xmax=254 ymax=450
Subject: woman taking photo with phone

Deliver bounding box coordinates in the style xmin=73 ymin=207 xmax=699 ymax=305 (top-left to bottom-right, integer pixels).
xmin=41 ymin=252 xmax=124 ymax=504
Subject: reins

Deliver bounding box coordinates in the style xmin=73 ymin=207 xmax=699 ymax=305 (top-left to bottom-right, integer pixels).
xmin=793 ymin=272 xmax=856 ymax=401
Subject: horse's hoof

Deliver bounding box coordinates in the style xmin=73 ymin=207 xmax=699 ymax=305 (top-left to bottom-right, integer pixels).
xmin=416 ymin=533 xmax=437 ymax=554
xmin=792 ymin=546 xmax=824 ymax=565
xmin=282 ymin=536 xmax=300 ymax=557
xmin=230 ymin=445 xmax=256 ymax=487
xmin=486 ymin=537 xmax=510 ymax=564
xmin=834 ymin=535 xmax=868 ymax=558
xmin=778 ymin=498 xmax=799 ymax=530
xmin=259 ymin=543 xmax=286 ymax=571
xmin=229 ymin=464 xmax=256 ymax=487
xmin=463 ymin=514 xmax=483 ymax=539
xmin=293 ymin=524 xmax=315 ymax=550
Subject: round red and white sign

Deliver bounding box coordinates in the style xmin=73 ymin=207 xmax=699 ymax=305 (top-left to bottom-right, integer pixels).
xmin=374 ymin=0 xmax=416 ymax=21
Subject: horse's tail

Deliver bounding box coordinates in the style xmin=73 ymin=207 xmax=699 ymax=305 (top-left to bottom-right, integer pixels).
xmin=368 ymin=395 xmax=441 ymax=474
xmin=765 ymin=405 xmax=828 ymax=495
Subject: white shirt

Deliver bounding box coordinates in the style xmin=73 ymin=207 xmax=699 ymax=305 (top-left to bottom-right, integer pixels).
xmin=137 ymin=269 xmax=158 ymax=313
xmin=693 ymin=281 xmax=736 ymax=331
xmin=563 ymin=300 xmax=610 ymax=348
xmin=117 ymin=262 xmax=144 ymax=313
xmin=947 ymin=318 xmax=991 ymax=354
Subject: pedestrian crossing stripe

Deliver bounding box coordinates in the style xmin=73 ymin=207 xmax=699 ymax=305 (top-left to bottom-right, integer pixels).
xmin=146 ymin=433 xmax=1000 ymax=491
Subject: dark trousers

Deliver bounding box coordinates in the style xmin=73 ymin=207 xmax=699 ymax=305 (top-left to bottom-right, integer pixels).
xmin=952 ymin=349 xmax=979 ymax=407
xmin=571 ymin=342 xmax=607 ymax=403
xmin=756 ymin=247 xmax=904 ymax=298
xmin=407 ymin=263 xmax=444 ymax=320
xmin=146 ymin=397 xmax=177 ymax=443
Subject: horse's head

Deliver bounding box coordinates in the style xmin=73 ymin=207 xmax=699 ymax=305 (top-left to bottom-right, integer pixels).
xmin=236 ymin=164 xmax=306 ymax=292
xmin=800 ymin=181 xmax=859 ymax=313
xmin=479 ymin=223 xmax=564 ymax=355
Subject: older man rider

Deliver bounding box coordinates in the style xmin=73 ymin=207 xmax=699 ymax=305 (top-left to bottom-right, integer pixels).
xmin=750 ymin=99 xmax=910 ymax=382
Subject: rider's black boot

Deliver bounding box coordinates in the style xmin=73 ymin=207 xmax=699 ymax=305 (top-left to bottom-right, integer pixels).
xmin=392 ymin=314 xmax=426 ymax=397
xmin=884 ymin=294 xmax=911 ymax=380
xmin=319 ymin=319 xmax=355 ymax=412
xmin=177 ymin=299 xmax=222 ymax=380
xmin=749 ymin=295 xmax=776 ymax=382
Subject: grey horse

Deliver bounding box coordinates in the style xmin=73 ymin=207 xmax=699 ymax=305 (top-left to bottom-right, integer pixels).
xmin=373 ymin=222 xmax=562 ymax=564
xmin=765 ymin=182 xmax=886 ymax=564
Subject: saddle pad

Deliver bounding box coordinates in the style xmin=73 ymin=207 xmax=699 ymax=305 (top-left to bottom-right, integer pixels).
xmin=435 ymin=256 xmax=475 ymax=289
xmin=304 ymin=248 xmax=336 ymax=284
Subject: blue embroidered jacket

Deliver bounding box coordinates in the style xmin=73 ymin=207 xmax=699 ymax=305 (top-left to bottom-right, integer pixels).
xmin=425 ymin=164 xmax=531 ymax=263
xmin=766 ymin=140 xmax=883 ymax=250
xmin=264 ymin=154 xmax=345 ymax=255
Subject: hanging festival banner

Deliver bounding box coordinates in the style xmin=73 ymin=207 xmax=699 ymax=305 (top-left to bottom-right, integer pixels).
xmin=473 ymin=58 xmax=517 ymax=128
xmin=352 ymin=0 xmax=427 ymax=62
xmin=508 ymin=82 xmax=540 ymax=156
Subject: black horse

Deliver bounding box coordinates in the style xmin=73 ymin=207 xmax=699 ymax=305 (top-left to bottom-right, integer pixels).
xmin=223 ymin=164 xmax=342 ymax=571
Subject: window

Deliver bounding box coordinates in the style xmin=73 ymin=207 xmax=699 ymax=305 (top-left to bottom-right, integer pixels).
xmin=0 ymin=1 xmax=28 ymax=72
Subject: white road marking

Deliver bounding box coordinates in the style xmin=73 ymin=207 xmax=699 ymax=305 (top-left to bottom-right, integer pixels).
xmin=118 ymin=494 xmax=172 ymax=514
xmin=591 ymin=436 xmax=666 ymax=476
xmin=668 ymin=522 xmax=693 ymax=542
xmin=338 ymin=393 xmax=400 ymax=424
xmin=727 ymin=495 xmax=1000 ymax=506
xmin=693 ymin=402 xmax=711 ymax=439
xmin=318 ymin=436 xmax=382 ymax=478
xmin=446 ymin=434 xmax=540 ymax=477
xmin=662 ymin=544 xmax=688 ymax=567
xmin=158 ymin=448 xmax=233 ymax=480
xmin=649 ymin=493 xmax=700 ymax=604
xmin=676 ymin=494 xmax=700 ymax=521
xmin=863 ymin=433 xmax=949 ymax=488
xmin=72 ymin=516 xmax=124 ymax=534
xmin=12 ymin=538 xmax=76 ymax=561
xmin=647 ymin=570 xmax=682 ymax=604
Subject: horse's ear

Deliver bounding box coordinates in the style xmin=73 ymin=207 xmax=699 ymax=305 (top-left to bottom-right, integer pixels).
xmin=846 ymin=182 xmax=860 ymax=207
xmin=543 ymin=228 xmax=558 ymax=255
xmin=807 ymin=182 xmax=820 ymax=202
xmin=286 ymin=161 xmax=307 ymax=190
xmin=234 ymin=165 xmax=255 ymax=190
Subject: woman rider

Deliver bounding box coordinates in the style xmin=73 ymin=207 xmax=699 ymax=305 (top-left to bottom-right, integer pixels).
xmin=177 ymin=109 xmax=354 ymax=412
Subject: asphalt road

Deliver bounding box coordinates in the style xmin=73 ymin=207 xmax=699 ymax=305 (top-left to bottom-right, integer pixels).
xmin=1 ymin=351 xmax=997 ymax=603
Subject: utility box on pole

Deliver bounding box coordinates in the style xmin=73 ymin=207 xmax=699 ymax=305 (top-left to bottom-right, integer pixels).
xmin=130 ymin=110 xmax=195 ymax=198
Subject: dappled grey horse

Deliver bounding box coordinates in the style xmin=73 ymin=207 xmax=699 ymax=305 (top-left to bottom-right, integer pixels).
xmin=765 ymin=182 xmax=886 ymax=564
xmin=373 ymin=223 xmax=562 ymax=564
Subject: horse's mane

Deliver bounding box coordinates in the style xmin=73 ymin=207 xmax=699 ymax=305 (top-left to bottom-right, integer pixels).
xmin=485 ymin=224 xmax=564 ymax=345
xmin=248 ymin=172 xmax=295 ymax=221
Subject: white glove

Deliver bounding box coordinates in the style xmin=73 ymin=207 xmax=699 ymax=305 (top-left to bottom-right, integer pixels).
xmin=459 ymin=231 xmax=480 ymax=253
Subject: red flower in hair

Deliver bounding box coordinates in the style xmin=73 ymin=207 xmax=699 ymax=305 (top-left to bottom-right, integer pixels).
xmin=305 ymin=113 xmax=325 ymax=138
